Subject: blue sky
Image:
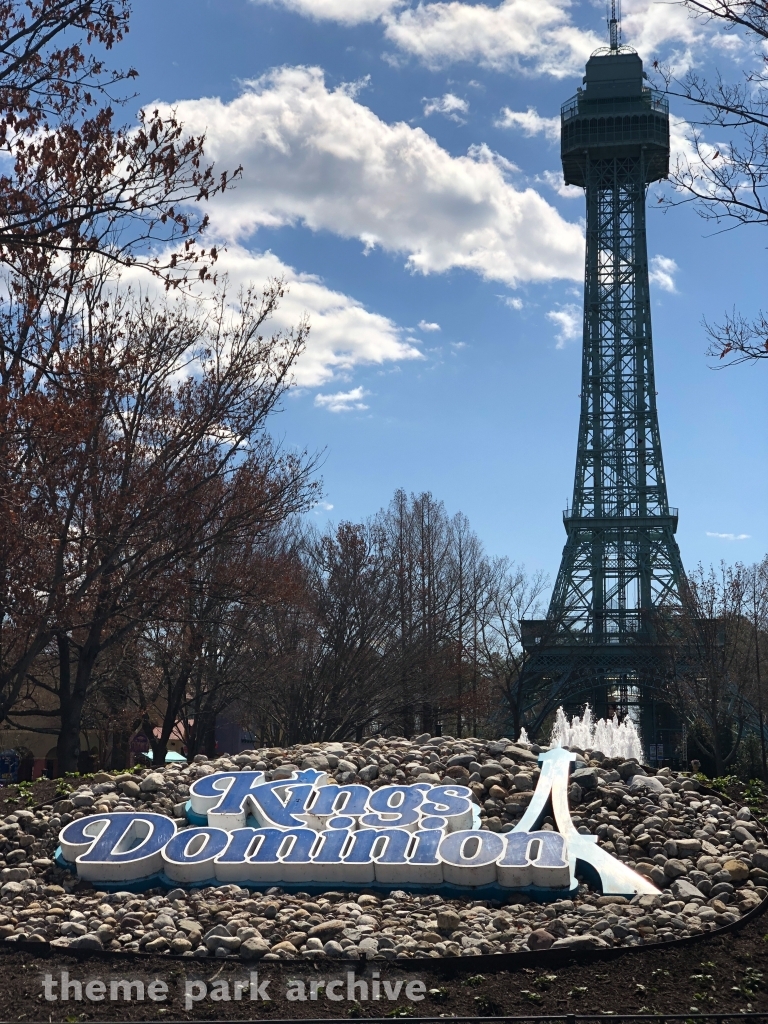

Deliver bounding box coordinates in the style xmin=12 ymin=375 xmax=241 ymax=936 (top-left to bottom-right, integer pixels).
xmin=119 ymin=0 xmax=766 ymax=586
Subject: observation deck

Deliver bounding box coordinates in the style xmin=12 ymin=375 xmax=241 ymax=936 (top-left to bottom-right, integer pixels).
xmin=561 ymin=50 xmax=669 ymax=187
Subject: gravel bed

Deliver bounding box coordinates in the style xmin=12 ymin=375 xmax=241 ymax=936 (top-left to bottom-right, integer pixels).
xmin=0 ymin=733 xmax=766 ymax=961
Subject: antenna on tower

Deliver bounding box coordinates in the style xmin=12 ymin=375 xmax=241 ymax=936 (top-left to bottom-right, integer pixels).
xmin=608 ymin=0 xmax=621 ymax=49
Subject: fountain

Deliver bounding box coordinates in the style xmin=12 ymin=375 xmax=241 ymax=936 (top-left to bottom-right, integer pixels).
xmin=547 ymin=705 xmax=643 ymax=761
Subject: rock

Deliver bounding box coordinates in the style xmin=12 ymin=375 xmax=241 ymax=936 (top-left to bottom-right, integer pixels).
xmin=663 ymin=859 xmax=688 ymax=880
xmin=618 ymin=761 xmax=645 ymax=780
xmin=671 ymin=878 xmax=703 ymax=902
xmin=447 ymin=754 xmax=474 ymax=767
xmin=116 ymin=778 xmax=140 ymax=797
xmin=752 ymin=849 xmax=768 ymax=872
xmin=479 ymin=763 xmax=504 ymax=779
xmin=676 ymin=838 xmax=702 ymax=856
xmin=723 ymin=858 xmax=750 ymax=882
xmin=680 ymin=778 xmax=699 ymax=791
xmin=648 ymin=865 xmax=667 ymax=887
xmin=70 ymin=933 xmax=103 ymax=950
xmin=737 ymin=806 xmax=752 ymax=820
xmin=307 ymin=919 xmax=346 ymax=939
xmin=270 ymin=940 xmax=299 ymax=956
xmin=139 ymin=773 xmax=165 ymax=793
xmin=739 ymin=891 xmax=763 ymax=911
xmin=513 ymin=774 xmax=533 ymax=792
xmin=568 ymin=782 xmax=582 ymax=805
xmin=207 ymin=934 xmax=240 ymax=952
xmin=323 ymin=940 xmax=345 ymax=958
xmin=301 ymin=754 xmax=329 ymax=770
xmin=552 ymin=935 xmax=610 ymax=949
xmin=503 ymin=745 xmax=538 ymax=763
xmin=437 ymin=909 xmax=461 ymax=932
xmin=629 ymin=775 xmax=665 ymax=794
xmin=1 ymin=867 xmax=31 ymax=882
xmin=571 ymin=767 xmax=598 ymax=790
xmin=240 ymin=937 xmax=271 ymax=960
xmin=170 ymin=937 xmax=192 ymax=953
xmin=527 ymin=928 xmax=555 ymax=950
xmin=145 ymin=937 xmax=170 ymax=953
xmin=597 ymin=895 xmax=628 ymax=906
xmin=733 ymin=826 xmax=754 ymax=844
xmin=358 ymin=765 xmax=379 ymax=783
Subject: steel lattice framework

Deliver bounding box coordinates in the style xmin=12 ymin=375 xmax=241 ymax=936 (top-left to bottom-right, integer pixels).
xmin=519 ymin=42 xmax=685 ymax=737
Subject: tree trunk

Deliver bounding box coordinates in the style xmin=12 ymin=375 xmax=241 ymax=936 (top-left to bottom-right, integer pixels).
xmin=204 ymin=713 xmax=217 ymax=759
xmin=56 ymin=626 xmax=102 ymax=775
xmin=54 ymin=633 xmax=78 ymax=776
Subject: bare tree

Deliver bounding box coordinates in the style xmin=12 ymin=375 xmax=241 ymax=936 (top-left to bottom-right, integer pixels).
xmin=448 ymin=512 xmax=487 ymax=739
xmin=476 ymin=559 xmax=548 ymax=739
xmin=662 ymin=561 xmax=758 ymax=776
xmin=243 ymin=520 xmax=402 ymax=745
xmin=660 ymin=0 xmax=768 ymax=363
xmin=0 ymin=0 xmax=235 ymax=285
xmin=3 ymin=282 xmax=316 ymax=772
xmin=744 ymin=554 xmax=768 ymax=773
xmin=376 ymin=490 xmax=461 ymax=737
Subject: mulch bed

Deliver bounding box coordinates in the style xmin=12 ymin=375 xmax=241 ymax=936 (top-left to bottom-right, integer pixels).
xmin=1 ymin=904 xmax=767 ymax=1020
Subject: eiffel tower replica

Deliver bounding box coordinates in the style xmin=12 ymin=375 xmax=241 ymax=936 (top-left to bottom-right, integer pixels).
xmin=520 ymin=5 xmax=685 ymax=760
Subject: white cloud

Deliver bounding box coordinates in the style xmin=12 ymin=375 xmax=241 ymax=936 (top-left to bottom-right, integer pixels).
xmin=423 ymin=92 xmax=469 ymax=122
xmin=547 ymin=303 xmax=581 ymax=348
xmin=250 ymin=0 xmax=404 ymax=25
xmin=418 ymin=320 xmax=441 ymax=331
xmin=538 ymin=169 xmax=582 ymax=199
xmin=198 ymin=246 xmax=422 ymax=387
xmin=620 ymin=0 xmax=728 ymax=75
xmin=315 ymin=386 xmax=370 ymax=412
xmin=496 ymin=106 xmax=560 ymax=141
xmin=383 ymin=0 xmax=600 ymax=75
xmin=382 ymin=0 xmax=732 ymax=76
xmin=706 ymin=531 xmax=751 ymax=541
xmin=505 ymin=296 xmax=524 ymax=310
xmin=250 ymin=0 xmax=738 ymax=78
xmin=166 ymin=67 xmax=584 ymax=287
xmin=649 ymin=254 xmax=678 ymax=293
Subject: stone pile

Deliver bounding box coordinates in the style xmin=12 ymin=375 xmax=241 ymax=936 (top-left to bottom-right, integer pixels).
xmin=0 ymin=732 xmax=765 ymax=960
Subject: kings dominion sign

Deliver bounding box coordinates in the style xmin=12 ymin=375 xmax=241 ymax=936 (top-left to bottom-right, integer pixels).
xmin=56 ymin=748 xmax=660 ymax=900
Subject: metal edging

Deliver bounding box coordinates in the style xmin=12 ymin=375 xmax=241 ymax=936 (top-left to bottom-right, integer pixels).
xmin=1 ymin=1016 xmax=768 ymax=1024
xmin=3 ymin=777 xmax=765 ymax=973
